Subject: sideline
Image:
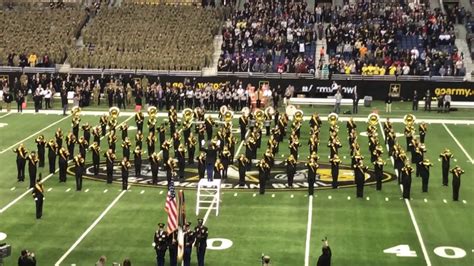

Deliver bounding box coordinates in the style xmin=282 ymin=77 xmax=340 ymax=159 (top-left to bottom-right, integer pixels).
xmin=378 ymin=121 xmax=432 ymax=266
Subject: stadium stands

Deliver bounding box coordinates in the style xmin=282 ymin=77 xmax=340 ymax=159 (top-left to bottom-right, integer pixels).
xmin=0 ymin=5 xmax=87 ymax=67
xmin=321 ymin=1 xmax=466 ymax=77
xmin=68 ymin=4 xmax=221 ymax=70
xmin=218 ymin=0 xmax=316 ymax=73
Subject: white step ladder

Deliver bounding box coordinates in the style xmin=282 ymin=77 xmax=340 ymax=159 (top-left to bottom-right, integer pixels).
xmin=196 ymin=179 xmax=221 ymax=216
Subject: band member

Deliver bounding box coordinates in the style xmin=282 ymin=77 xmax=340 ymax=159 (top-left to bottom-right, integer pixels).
xmin=309 ymin=113 xmax=322 ymax=128
xmin=58 ymin=147 xmax=69 ymax=182
xmin=14 ymin=144 xmax=28 ymax=182
xmin=393 ymin=148 xmax=407 ymax=184
xmin=172 ymin=132 xmax=181 ymax=154
xmin=197 ymin=152 xmax=206 ymax=180
xmin=161 ymin=139 xmax=171 ymax=163
xmin=135 ymin=110 xmax=145 ymax=133
xmin=97 ymin=114 xmax=106 ymax=137
xmin=289 ymin=136 xmax=301 ymax=160
xmin=285 ymin=154 xmax=297 ymax=188
xmin=373 ymin=157 xmax=385 ymax=191
xmin=89 ymin=142 xmax=101 ymax=175
xmin=135 ymin=130 xmax=144 ymax=150
xmin=183 ymin=222 xmax=196 ymax=266
xmin=35 ymin=135 xmax=46 ymax=168
xmin=158 ymin=123 xmax=166 ymax=147
xmin=104 ymin=149 xmax=116 ymax=184
xmin=169 ymin=107 xmax=178 ymax=136
xmin=74 ymin=154 xmax=85 ymax=191
xmin=451 ymin=166 xmax=465 ymax=201
xmin=257 ymin=159 xmax=270 ymax=195
xmin=182 ymin=121 xmax=192 ymax=146
xmin=55 ymin=128 xmax=64 ymax=149
xmin=439 ymin=148 xmax=453 ymax=186
xmin=108 ymin=117 xmax=118 ymax=135
xmin=220 ymin=146 xmax=232 ymax=179
xmin=120 ymin=123 xmax=129 ymax=141
xmin=237 ymin=154 xmax=249 ymax=186
xmin=306 ymin=157 xmax=319 ymax=196
xmin=401 ymin=162 xmax=413 ymax=199
xmin=92 ymin=126 xmax=101 ymax=146
xmin=133 ymin=147 xmax=142 ymax=177
xmin=346 ymin=117 xmax=357 ymax=133
xmin=197 ymin=124 xmax=206 ymax=150
xmin=213 ymin=159 xmax=224 ymax=179
xmin=77 ymin=136 xmax=88 ymax=160
xmin=72 ymin=116 xmax=80 ymax=139
xmin=195 ymin=218 xmax=208 ymax=266
xmin=309 ymin=135 xmax=319 ymax=155
xmin=176 ymin=144 xmax=186 ymax=179
xmin=82 ymin=122 xmax=91 ymax=144
xmin=149 ymin=152 xmax=160 ymax=184
xmin=27 ymin=152 xmax=39 ymax=188
xmin=404 ymin=125 xmax=414 ymax=152
xmin=65 ymin=132 xmax=76 ymax=160
xmin=187 ymin=133 xmax=197 ymax=165
xmin=329 ymin=155 xmax=341 ymax=189
xmin=239 ymin=113 xmax=248 ymax=141
xmin=122 ymin=137 xmax=131 ymax=160
xmin=32 ymin=175 xmax=44 ymax=219
xmin=353 ymin=161 xmax=367 ymax=198
xmin=120 ymin=158 xmax=131 ymax=190
xmin=154 ymin=223 xmax=168 ymax=266
xmin=244 ymin=136 xmax=256 ymax=163
xmin=46 ymin=139 xmax=58 ymax=174
xmin=108 ymin=132 xmax=117 ymax=153
xmin=419 ymin=122 xmax=427 ymax=143
xmin=419 ymin=159 xmax=433 ymax=192
xmin=328 ymin=139 xmax=342 ymax=158
xmin=205 ymin=115 xmax=215 ymax=140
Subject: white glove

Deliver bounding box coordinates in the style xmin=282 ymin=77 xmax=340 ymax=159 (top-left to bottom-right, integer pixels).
xmin=34 ymin=198 xmax=38 ymax=201
xmin=152 ymin=242 xmax=156 ymax=247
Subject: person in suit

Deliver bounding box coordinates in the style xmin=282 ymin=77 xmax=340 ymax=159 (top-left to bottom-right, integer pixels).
xmin=194 ymin=218 xmax=208 ymax=266
xmin=451 ymin=166 xmax=465 ymax=201
xmin=316 ymin=237 xmax=331 ymax=266
xmin=154 ymin=223 xmax=168 ymax=266
xmin=32 ymin=175 xmax=44 ymax=219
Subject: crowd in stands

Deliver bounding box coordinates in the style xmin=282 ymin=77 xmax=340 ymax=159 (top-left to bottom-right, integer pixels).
xmin=68 ymin=4 xmax=221 ymax=70
xmin=0 ymin=3 xmax=87 ymax=67
xmin=321 ymin=1 xmax=466 ymax=77
xmin=218 ymin=0 xmax=317 ymax=73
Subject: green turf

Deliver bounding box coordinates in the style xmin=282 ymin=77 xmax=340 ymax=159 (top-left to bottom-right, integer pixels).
xmin=0 ymin=103 xmax=472 ymax=265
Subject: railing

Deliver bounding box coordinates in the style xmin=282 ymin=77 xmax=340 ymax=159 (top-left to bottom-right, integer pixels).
xmin=0 ymin=66 xmax=469 ymax=83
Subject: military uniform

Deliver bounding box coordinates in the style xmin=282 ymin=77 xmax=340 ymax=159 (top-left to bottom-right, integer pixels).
xmin=46 ymin=140 xmax=58 ymax=174
xmin=450 ymin=167 xmax=464 ymax=201
xmin=401 ymin=164 xmax=413 ymax=199
xmin=306 ymin=159 xmax=318 ymax=196
xmin=286 ymin=155 xmax=297 ymax=188
xmin=257 ymin=159 xmax=270 ymax=194
xmin=353 ymin=162 xmax=367 ymax=198
xmin=439 ymin=149 xmax=453 ymax=186
xmin=27 ymin=153 xmax=39 ymax=188
xmin=195 ymin=219 xmax=208 ymax=266
xmin=58 ymin=148 xmax=69 ymax=182
xmin=418 ymin=159 xmax=433 ymax=192
xmin=329 ymin=155 xmax=341 ymax=189
xmin=35 ymin=135 xmax=46 ymax=168
xmin=120 ymin=159 xmax=131 ymax=190
xmin=183 ymin=223 xmax=196 ymax=266
xmin=373 ymin=157 xmax=385 ymax=191
xmin=104 ymin=150 xmax=116 ymax=184
xmin=90 ymin=142 xmax=101 ymax=175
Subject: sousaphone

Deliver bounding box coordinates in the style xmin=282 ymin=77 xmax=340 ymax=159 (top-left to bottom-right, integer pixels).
xmin=328 ymin=113 xmax=339 ymax=126
xmin=367 ymin=113 xmax=380 ymax=127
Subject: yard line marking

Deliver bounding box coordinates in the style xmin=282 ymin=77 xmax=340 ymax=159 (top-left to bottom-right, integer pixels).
xmin=66 ymin=188 xmax=71 ymax=192
xmin=234 ymin=130 xmax=251 ymax=159
xmin=202 ymin=193 xmax=218 ymax=225
xmin=442 ymin=124 xmax=474 ymax=164
xmin=0 ymin=171 xmax=56 ymax=214
xmin=303 ymin=195 xmax=313 ymax=266
xmin=103 ymin=189 xmax=108 ymax=193
xmin=0 ymin=112 xmax=12 ymax=119
xmin=54 ymin=187 xmax=129 ymax=265
xmin=10 ymin=187 xmax=15 ymax=191
xmin=379 ymin=121 xmax=432 ymax=266
xmin=0 ymin=114 xmax=71 ymax=154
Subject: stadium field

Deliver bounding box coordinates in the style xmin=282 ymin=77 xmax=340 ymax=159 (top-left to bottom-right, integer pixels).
xmin=0 ymin=102 xmax=473 ymax=266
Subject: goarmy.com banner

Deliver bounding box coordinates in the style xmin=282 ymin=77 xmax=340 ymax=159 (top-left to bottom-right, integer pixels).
xmin=434 ymin=87 xmax=474 ymax=98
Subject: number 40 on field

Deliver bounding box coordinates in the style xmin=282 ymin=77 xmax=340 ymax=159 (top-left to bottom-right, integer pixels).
xmin=384 ymin=245 xmax=468 ymax=259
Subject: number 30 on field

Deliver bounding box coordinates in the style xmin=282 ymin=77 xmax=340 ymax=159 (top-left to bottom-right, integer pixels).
xmin=384 ymin=245 xmax=467 ymax=259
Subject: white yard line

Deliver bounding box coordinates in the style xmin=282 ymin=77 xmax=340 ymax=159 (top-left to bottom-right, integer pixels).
xmin=378 ymin=121 xmax=432 ymax=266
xmin=0 ymin=170 xmax=56 ymax=214
xmin=442 ymin=123 xmax=474 ymax=164
xmin=202 ymin=194 xmax=218 ymax=225
xmin=303 ymin=195 xmax=314 ymax=266
xmin=54 ymin=187 xmax=129 ymax=266
xmin=0 ymin=114 xmax=72 ymax=154
xmin=0 ymin=112 xmax=12 ymax=119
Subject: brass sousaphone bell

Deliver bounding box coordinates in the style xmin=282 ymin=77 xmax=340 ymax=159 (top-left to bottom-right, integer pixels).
xmin=71 ymin=106 xmax=81 ymax=118
xmin=403 ymin=114 xmax=416 ymax=126
xmin=293 ymin=109 xmax=304 ymax=122
xmin=182 ymin=108 xmax=194 ymax=124
xmin=109 ymin=107 xmax=120 ymax=120
xmin=224 ymin=110 xmax=234 ymax=123
xmin=328 ymin=112 xmax=339 ymax=126
xmin=367 ymin=113 xmax=380 ymax=127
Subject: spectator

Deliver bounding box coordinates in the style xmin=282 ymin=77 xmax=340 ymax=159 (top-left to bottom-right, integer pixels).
xmin=95 ymin=255 xmax=107 ymax=266
xmin=385 ymin=93 xmax=393 ymax=113
xmin=334 ymin=90 xmax=342 ymax=114
xmin=18 ymin=249 xmax=36 ymax=266
xmin=444 ymin=94 xmax=451 ymax=112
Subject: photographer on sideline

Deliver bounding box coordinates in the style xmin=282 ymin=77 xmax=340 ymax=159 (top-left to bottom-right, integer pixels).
xmin=317 ymin=237 xmax=331 ymax=266
xmin=18 ymin=249 xmax=36 ymax=266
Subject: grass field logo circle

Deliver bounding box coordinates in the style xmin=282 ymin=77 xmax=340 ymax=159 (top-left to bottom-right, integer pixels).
xmin=68 ymin=160 xmax=396 ymax=191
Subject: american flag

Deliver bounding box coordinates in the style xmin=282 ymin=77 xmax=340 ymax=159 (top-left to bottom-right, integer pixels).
xmin=165 ymin=180 xmax=178 ymax=234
